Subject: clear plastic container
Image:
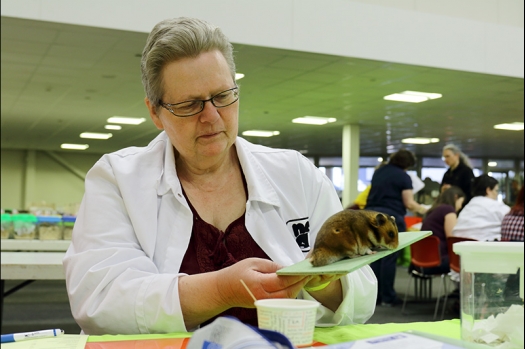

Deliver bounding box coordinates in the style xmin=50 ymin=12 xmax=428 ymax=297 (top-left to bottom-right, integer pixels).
xmin=62 ymin=215 xmax=76 ymax=240
xmin=37 ymin=215 xmax=63 ymax=240
xmin=1 ymin=213 xmax=13 ymax=239
xmin=454 ymin=241 xmax=524 ymax=348
xmin=12 ymin=213 xmax=38 ymax=239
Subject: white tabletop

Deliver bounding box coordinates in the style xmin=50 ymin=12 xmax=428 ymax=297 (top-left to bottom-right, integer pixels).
xmin=1 ymin=252 xmax=66 ymax=280
xmin=1 ymin=239 xmax=71 ymax=251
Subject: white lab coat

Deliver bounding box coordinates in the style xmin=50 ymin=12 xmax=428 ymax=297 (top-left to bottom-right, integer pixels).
xmin=63 ymin=131 xmax=377 ymax=335
xmin=452 ymin=196 xmax=511 ymax=241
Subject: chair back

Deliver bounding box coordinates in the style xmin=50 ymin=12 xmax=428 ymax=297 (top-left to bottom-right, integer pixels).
xmin=447 ymin=236 xmax=477 ymax=273
xmin=410 ymin=235 xmax=441 ymax=268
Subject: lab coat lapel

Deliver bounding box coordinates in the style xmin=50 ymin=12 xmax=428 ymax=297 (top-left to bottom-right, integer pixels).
xmin=235 ymin=138 xmax=305 ymax=266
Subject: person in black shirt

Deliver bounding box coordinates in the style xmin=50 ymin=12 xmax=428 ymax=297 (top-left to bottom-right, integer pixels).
xmin=365 ymin=149 xmax=427 ymax=307
xmin=441 ymin=144 xmax=475 ymax=208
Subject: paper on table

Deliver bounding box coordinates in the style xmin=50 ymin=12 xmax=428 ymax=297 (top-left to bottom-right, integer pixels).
xmin=277 ymin=231 xmax=431 ymax=275
xmin=1 ymin=334 xmax=88 ymax=349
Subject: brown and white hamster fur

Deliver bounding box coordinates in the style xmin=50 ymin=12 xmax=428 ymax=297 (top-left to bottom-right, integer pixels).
xmin=310 ymin=209 xmax=399 ymax=267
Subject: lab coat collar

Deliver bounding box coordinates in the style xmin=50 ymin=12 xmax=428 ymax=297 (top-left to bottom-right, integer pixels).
xmin=235 ymin=137 xmax=280 ymax=208
xmin=154 ymin=133 xmax=280 ymax=208
xmin=154 ymin=132 xmax=182 ymax=198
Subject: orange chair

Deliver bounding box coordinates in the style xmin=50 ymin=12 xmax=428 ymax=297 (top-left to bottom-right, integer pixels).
xmin=401 ymin=235 xmax=448 ymax=319
xmin=439 ymin=236 xmax=477 ymax=318
xmin=447 ymin=236 xmax=477 ymax=273
xmin=404 ymin=216 xmax=423 ymax=230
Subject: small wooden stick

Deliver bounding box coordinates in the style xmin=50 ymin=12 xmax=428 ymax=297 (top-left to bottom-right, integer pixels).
xmin=240 ymin=279 xmax=257 ymax=303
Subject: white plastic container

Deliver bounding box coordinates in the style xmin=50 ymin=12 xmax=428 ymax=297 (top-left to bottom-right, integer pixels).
xmin=37 ymin=215 xmax=63 ymax=240
xmin=62 ymin=215 xmax=76 ymax=240
xmin=12 ymin=213 xmax=38 ymax=239
xmin=454 ymin=241 xmax=524 ymax=348
xmin=255 ymin=299 xmax=319 ymax=347
xmin=1 ymin=213 xmax=13 ymax=239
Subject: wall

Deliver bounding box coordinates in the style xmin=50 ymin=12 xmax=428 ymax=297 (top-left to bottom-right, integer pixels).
xmin=1 ymin=149 xmax=101 ymax=212
xmin=1 ymin=0 xmax=523 ymax=78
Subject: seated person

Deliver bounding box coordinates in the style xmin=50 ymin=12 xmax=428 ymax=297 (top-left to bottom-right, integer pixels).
xmin=501 ymin=186 xmax=524 ymax=242
xmin=417 ymin=186 xmax=465 ymax=274
xmin=63 ymin=17 xmax=377 ymax=335
xmin=452 ymin=174 xmax=510 ymax=241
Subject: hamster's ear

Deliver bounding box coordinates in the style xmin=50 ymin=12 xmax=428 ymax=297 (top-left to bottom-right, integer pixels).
xmin=389 ymin=216 xmax=396 ymax=225
xmin=375 ymin=213 xmax=387 ymax=226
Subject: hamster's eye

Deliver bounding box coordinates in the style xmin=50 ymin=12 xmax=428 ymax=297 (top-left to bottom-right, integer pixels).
xmin=388 ymin=231 xmax=395 ymax=238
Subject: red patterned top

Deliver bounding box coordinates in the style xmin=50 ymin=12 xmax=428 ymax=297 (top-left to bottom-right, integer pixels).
xmin=501 ymin=213 xmax=524 ymax=241
xmin=179 ymin=184 xmax=270 ymax=327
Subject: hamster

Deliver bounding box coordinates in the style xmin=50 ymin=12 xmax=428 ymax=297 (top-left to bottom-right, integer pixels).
xmin=310 ymin=209 xmax=399 ymax=267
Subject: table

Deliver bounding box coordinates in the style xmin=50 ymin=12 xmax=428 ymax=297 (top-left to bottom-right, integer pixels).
xmin=1 ymin=252 xmax=66 ymax=280
xmin=1 ymin=239 xmax=71 ymax=252
xmin=2 ymin=319 xmax=469 ymax=348
xmin=1 ymin=252 xmax=66 ymax=329
xmin=82 ymin=320 xmax=465 ymax=347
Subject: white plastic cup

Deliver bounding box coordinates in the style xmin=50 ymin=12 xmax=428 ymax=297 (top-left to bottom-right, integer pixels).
xmin=254 ymin=299 xmax=319 ymax=347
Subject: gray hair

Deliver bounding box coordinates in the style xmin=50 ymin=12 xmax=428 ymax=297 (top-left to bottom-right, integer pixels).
xmin=140 ymin=17 xmax=236 ymax=109
xmin=443 ymin=144 xmax=473 ymax=168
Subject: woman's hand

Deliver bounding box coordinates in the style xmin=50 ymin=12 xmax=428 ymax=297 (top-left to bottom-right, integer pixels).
xmin=215 ymin=258 xmax=311 ymax=309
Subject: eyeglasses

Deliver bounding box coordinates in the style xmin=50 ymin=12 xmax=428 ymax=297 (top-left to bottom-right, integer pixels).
xmin=159 ymin=86 xmax=239 ymax=117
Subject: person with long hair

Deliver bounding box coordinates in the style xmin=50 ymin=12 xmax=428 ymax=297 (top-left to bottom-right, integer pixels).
xmin=452 ymin=174 xmax=510 ymax=241
xmin=441 ymin=144 xmax=475 ymax=208
xmin=365 ymin=148 xmax=428 ymax=306
xmin=501 ymin=185 xmax=524 ymax=241
xmin=418 ymin=186 xmax=466 ymax=274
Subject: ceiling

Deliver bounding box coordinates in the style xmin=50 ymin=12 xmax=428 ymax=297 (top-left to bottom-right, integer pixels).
xmin=1 ymin=16 xmax=524 ymax=161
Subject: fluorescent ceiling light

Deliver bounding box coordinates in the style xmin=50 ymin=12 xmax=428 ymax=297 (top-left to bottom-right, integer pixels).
xmin=235 ymin=73 xmax=245 ymax=80
xmin=403 ymin=91 xmax=442 ymax=99
xmin=384 ymin=91 xmax=442 ymax=103
xmin=377 ymin=157 xmax=383 ymax=162
xmin=242 ymin=130 xmax=280 ymax=137
xmin=488 ymin=161 xmax=498 ymax=167
xmin=107 ymin=116 xmax=146 ymax=125
xmin=292 ymin=116 xmax=337 ymax=125
xmin=493 ymin=122 xmax=524 ymax=131
xmin=105 ymin=125 xmax=122 ymax=130
xmin=80 ymin=132 xmax=113 ymax=139
xmin=401 ymin=137 xmax=440 ymax=144
xmin=384 ymin=94 xmax=427 ymax=103
xmin=61 ymin=143 xmax=89 ymax=150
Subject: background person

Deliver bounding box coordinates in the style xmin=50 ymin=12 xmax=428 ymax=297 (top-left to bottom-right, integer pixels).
xmin=365 ymin=149 xmax=428 ymax=307
xmin=417 ymin=186 xmax=465 ymax=274
xmin=452 ymin=174 xmax=510 ymax=241
xmin=440 ymin=144 xmax=475 ymax=209
xmin=507 ymin=179 xmax=521 ymax=206
xmin=501 ymin=186 xmax=524 ymax=242
xmin=63 ymin=17 xmax=377 ymax=335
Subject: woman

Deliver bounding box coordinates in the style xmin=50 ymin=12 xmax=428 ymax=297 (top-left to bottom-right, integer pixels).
xmin=452 ymin=174 xmax=510 ymax=241
xmin=63 ymin=17 xmax=376 ymax=335
xmin=419 ymin=186 xmax=465 ymax=274
xmin=440 ymin=144 xmax=475 ymax=208
xmin=501 ymin=186 xmax=524 ymax=242
xmin=365 ymin=149 xmax=427 ymax=306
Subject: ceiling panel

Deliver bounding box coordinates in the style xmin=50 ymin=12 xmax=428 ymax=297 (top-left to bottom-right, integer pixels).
xmin=1 ymin=16 xmax=523 ymax=161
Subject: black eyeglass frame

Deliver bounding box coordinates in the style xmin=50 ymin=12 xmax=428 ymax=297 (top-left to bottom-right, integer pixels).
xmin=159 ymin=86 xmax=239 ymax=117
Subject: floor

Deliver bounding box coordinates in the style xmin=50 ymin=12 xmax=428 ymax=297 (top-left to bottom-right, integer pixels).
xmin=1 ymin=265 xmax=459 ymax=335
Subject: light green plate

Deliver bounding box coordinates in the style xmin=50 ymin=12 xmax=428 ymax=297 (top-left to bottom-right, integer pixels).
xmin=276 ymin=230 xmax=432 ymax=275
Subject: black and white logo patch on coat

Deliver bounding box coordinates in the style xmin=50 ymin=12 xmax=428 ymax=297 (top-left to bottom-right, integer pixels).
xmin=286 ymin=217 xmax=310 ymax=252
